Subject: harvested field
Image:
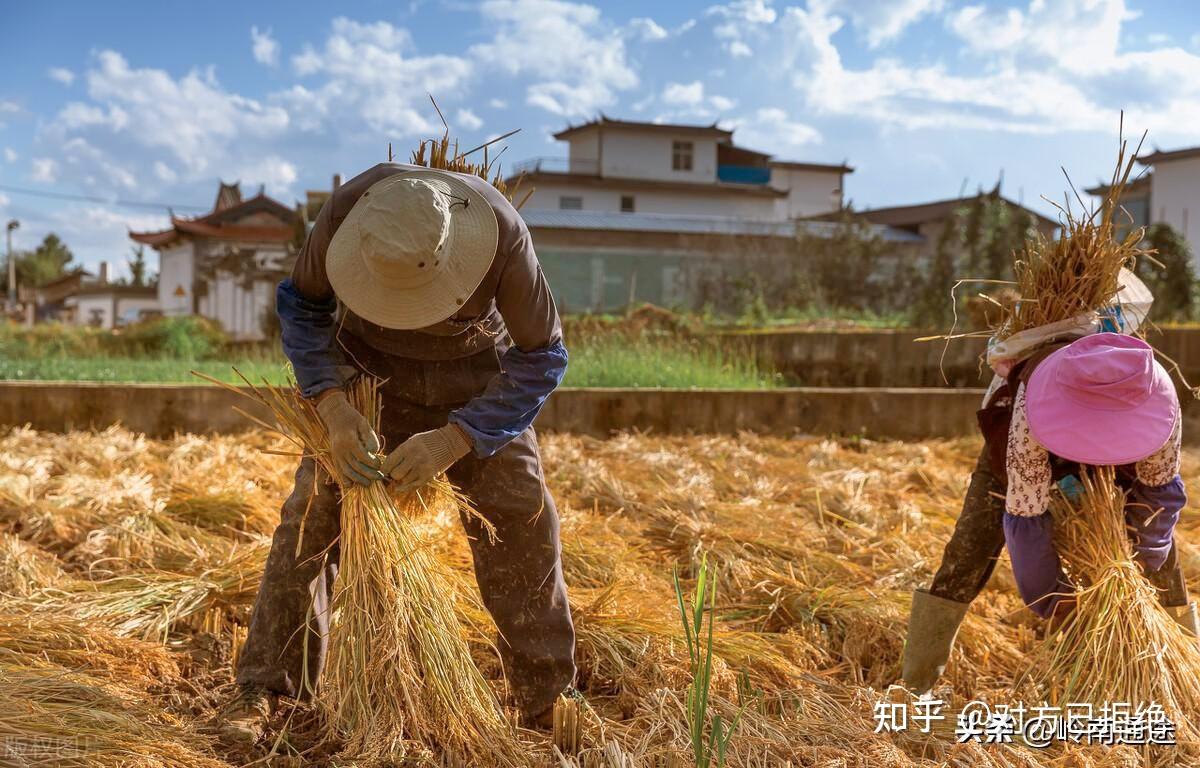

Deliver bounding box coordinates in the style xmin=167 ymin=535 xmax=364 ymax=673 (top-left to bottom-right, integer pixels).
xmin=1 ymin=425 xmax=1198 ymax=766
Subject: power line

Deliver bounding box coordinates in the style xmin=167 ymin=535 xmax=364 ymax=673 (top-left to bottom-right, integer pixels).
xmin=0 ymin=183 xmax=208 ymax=212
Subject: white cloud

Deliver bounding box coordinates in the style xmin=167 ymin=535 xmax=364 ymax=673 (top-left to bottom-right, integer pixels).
xmin=233 ymin=156 xmax=298 ymax=195
xmin=0 ymin=193 xmax=9 ymax=209
xmin=707 ymin=0 xmax=777 ymax=57
xmin=628 ymin=17 xmax=668 ymax=41
xmin=826 ymin=0 xmax=944 ymax=48
xmin=732 ymin=107 xmax=821 ymax=151
xmin=251 ymin=26 xmax=281 ymax=67
xmin=283 ymin=17 xmax=470 ymax=136
xmin=153 ymin=161 xmax=177 ymax=183
xmin=662 ymin=80 xmax=705 ymax=106
xmin=47 ymin=67 xmax=75 ymax=85
xmin=0 ymin=100 xmax=16 ymax=129
xmin=473 ymin=0 xmax=638 ymax=116
xmin=710 ymin=95 xmax=736 ymax=111
xmin=60 ymin=137 xmax=138 ymax=189
xmin=31 ymin=158 xmax=58 ymax=183
xmin=3 ymin=147 xmax=15 ymax=163
xmin=765 ymin=0 xmax=1200 ymax=137
xmin=455 ymin=108 xmax=483 ymax=131
xmin=60 ymin=50 xmax=290 ymax=174
xmin=489 ymin=98 xmax=508 ymax=109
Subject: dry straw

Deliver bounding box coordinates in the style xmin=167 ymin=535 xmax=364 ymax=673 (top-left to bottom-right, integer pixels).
xmin=199 ymin=370 xmax=519 ymax=764
xmin=993 ymin=128 xmax=1149 ymax=339
xmin=1026 ymin=468 xmax=1200 ymax=752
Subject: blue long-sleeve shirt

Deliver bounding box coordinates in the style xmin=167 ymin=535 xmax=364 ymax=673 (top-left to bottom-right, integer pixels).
xmin=278 ymin=163 xmax=569 ymax=458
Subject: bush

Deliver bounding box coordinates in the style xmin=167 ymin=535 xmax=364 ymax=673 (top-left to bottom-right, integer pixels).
xmin=0 ymin=316 xmax=229 ymax=361
xmin=121 ymin=316 xmax=228 ymax=359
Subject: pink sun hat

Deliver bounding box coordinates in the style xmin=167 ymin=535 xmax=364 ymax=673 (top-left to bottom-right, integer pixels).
xmin=1025 ymin=332 xmax=1179 ymax=466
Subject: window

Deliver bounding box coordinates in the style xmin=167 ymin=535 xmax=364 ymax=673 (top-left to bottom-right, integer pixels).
xmin=620 ymin=195 xmax=635 ymax=213
xmin=559 ymin=196 xmax=583 ymax=210
xmin=672 ymin=140 xmax=694 ymax=171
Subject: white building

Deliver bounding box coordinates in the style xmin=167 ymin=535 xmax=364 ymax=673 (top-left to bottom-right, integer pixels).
xmin=1088 ymin=146 xmax=1200 ymax=256
xmin=511 ymin=116 xmax=851 ymax=220
xmin=500 ymin=117 xmax=933 ymax=313
xmin=61 ymin=263 xmax=160 ymax=328
xmin=131 ymin=182 xmax=298 ymax=340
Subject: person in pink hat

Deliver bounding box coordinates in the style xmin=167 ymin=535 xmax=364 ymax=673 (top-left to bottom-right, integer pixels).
xmin=902 ymin=327 xmax=1194 ymax=697
xmin=1003 ymin=332 xmax=1185 ymax=620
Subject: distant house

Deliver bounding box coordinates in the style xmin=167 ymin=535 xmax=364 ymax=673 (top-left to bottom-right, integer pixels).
xmin=60 ymin=262 xmax=159 ymax=329
xmin=1087 ymin=147 xmax=1198 ymax=257
xmin=508 ymin=116 xmax=887 ymax=312
xmin=130 ymin=182 xmax=299 ymax=340
xmin=511 ymin=116 xmax=852 ymax=220
xmin=828 ymin=193 xmax=1060 ymax=262
xmin=33 ymin=268 xmax=94 ymax=322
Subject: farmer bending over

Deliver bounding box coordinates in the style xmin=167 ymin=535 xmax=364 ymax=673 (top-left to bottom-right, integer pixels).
xmin=904 ymin=292 xmax=1196 ymax=695
xmin=220 ymin=164 xmax=576 ymax=741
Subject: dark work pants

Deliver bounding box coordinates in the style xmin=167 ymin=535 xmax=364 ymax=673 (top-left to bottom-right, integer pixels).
xmin=236 ymin=395 xmax=576 ymax=717
xmin=929 ymin=445 xmax=1190 ymax=608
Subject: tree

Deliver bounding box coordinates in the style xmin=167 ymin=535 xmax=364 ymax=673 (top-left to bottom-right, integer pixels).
xmin=914 ymin=215 xmax=961 ymax=328
xmin=16 ymin=233 xmax=74 ymax=287
xmin=795 ymin=208 xmax=899 ymax=312
xmin=1135 ymin=223 xmax=1196 ymax=321
xmin=127 ymin=245 xmax=150 ymax=287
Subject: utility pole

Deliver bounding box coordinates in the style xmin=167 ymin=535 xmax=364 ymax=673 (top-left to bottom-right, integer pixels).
xmin=5 ymin=219 xmax=18 ymax=313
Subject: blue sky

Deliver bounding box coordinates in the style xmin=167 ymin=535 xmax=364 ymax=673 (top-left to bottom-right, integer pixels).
xmin=2 ymin=0 xmax=1199 ymax=274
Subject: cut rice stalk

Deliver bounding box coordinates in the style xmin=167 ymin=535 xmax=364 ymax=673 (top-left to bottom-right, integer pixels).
xmin=1026 ymin=468 xmax=1200 ymax=752
xmin=202 ymin=370 xmax=519 ymax=763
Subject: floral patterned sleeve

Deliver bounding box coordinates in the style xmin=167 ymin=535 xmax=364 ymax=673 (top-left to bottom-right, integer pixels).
xmin=1136 ymin=412 xmax=1182 ymax=487
xmin=1006 ymin=384 xmax=1053 ymax=518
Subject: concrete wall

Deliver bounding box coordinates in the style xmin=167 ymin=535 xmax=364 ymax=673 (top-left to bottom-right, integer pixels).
xmin=158 ymin=242 xmax=195 ymax=316
xmin=599 ymin=130 xmax=719 ymax=184
xmin=723 ymin=327 xmax=1200 ymax=388
xmin=769 ymin=167 xmax=845 ymax=218
xmin=0 ymin=382 xmax=986 ymax=441
xmin=522 ymin=179 xmax=777 ymax=218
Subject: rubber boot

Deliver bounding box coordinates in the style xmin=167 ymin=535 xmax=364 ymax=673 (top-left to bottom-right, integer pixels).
xmin=1166 ymin=602 xmax=1200 ymax=641
xmin=901 ymin=589 xmax=970 ymax=696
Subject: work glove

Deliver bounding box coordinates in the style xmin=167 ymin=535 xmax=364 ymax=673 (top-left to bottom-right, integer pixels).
xmin=315 ymin=390 xmax=384 ymax=487
xmin=382 ymin=424 xmax=472 ymax=493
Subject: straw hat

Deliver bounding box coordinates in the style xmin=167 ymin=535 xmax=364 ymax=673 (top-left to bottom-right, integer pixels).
xmin=1025 ymin=332 xmax=1178 ymax=466
xmin=326 ymin=169 xmax=498 ymax=330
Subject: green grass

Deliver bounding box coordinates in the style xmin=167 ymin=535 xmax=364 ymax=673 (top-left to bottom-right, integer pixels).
xmin=0 ymin=357 xmax=291 ymax=385
xmin=562 ymin=336 xmax=781 ymax=389
xmin=1 ymin=337 xmax=780 ymax=390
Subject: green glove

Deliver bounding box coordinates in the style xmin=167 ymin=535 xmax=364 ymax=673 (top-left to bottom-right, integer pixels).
xmin=382 ymin=424 xmax=472 ymax=492
xmin=315 ymin=390 xmax=384 ymax=486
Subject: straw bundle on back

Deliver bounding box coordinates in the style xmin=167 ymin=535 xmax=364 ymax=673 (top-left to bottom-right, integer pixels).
xmin=1026 ymin=469 xmax=1200 ymax=747
xmin=993 ymin=133 xmax=1149 ymax=339
xmin=203 ymin=371 xmax=519 ymax=764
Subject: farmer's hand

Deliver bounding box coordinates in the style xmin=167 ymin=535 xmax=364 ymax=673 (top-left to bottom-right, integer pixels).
xmin=382 ymin=424 xmax=472 ymax=492
xmin=315 ymin=389 xmax=384 ymax=486
xmin=1046 ymin=596 xmax=1078 ymax=636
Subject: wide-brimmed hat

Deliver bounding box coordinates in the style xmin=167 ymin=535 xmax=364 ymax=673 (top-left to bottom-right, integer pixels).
xmin=1025 ymin=332 xmax=1178 ymax=466
xmin=326 ymin=169 xmax=498 ymax=330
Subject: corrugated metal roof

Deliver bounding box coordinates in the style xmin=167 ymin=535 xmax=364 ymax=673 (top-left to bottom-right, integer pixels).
xmin=520 ymin=209 xmax=924 ymax=243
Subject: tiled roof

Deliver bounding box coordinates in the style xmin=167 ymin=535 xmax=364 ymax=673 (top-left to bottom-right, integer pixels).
xmin=554 ymin=115 xmax=732 ymax=140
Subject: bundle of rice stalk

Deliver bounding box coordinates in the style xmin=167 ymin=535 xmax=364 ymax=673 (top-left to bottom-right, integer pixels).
xmin=408 ymin=95 xmax=532 ymax=209
xmin=200 ymin=370 xmax=519 ymax=764
xmin=1026 ymin=468 xmax=1200 ymax=741
xmin=993 ymin=132 xmax=1149 ymax=339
